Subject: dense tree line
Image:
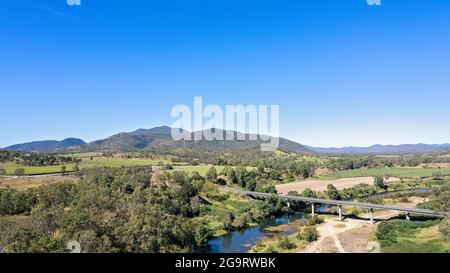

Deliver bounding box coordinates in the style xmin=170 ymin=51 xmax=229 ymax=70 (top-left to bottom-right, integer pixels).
xmin=0 ymin=167 xmax=209 ymax=253
xmin=0 ymin=166 xmax=298 ymax=253
xmin=0 ymin=150 xmax=80 ymax=166
xmin=325 ymin=156 xmax=450 ymax=171
xmin=0 ymin=189 xmax=37 ymax=215
xmin=208 ymin=159 xmax=317 ymax=190
xmin=417 ymin=184 xmax=450 ymax=241
xmin=376 ymin=219 xmax=441 ymax=248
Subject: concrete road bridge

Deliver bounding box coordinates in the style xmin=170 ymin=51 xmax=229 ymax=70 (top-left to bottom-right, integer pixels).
xmin=237 ymin=190 xmax=441 ymax=223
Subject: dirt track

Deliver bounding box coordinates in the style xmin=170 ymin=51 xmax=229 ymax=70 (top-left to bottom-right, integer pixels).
xmin=276 ymin=177 xmax=375 ymax=194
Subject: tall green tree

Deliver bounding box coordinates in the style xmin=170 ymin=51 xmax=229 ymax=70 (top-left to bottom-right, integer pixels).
xmin=61 ymin=166 xmax=67 ymax=176
xmin=235 ymin=165 xmax=248 ymax=188
xmin=374 ymin=176 xmax=388 ymax=190
xmin=14 ymin=168 xmax=25 ymax=176
xmin=205 ymin=166 xmax=218 ymax=183
xmin=326 ymin=184 xmax=341 ymax=200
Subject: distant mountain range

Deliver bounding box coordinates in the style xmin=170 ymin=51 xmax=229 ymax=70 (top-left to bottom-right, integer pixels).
xmin=4 ymin=138 xmax=86 ymax=152
xmin=306 ymin=143 xmax=450 ymax=155
xmin=2 ymin=127 xmax=310 ymax=154
xmin=2 ymin=126 xmax=450 ymax=155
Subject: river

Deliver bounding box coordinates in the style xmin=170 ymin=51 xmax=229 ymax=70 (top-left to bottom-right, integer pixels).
xmin=207 ymin=206 xmax=329 ymax=253
xmin=207 ymin=188 xmax=430 ymax=253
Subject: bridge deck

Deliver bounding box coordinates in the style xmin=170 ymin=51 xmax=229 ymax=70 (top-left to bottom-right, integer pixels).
xmin=241 ymin=190 xmax=439 ymax=217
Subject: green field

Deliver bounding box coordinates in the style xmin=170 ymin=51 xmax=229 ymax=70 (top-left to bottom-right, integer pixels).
xmin=80 ymin=157 xmax=164 ymax=168
xmin=0 ymin=162 xmax=74 ymax=175
xmin=0 ymin=157 xmax=167 ymax=175
xmin=321 ymin=167 xmax=450 ymax=180
xmin=3 ymin=154 xmax=450 ymax=180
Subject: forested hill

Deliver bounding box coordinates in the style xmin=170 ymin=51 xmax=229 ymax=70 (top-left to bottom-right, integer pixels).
xmin=83 ymin=126 xmax=313 ymax=154
xmin=4 ymin=138 xmax=86 ymax=152
xmin=4 ymin=126 xmax=450 ymax=156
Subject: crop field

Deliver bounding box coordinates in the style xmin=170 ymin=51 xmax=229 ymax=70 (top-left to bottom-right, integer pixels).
xmin=321 ymin=167 xmax=450 ymax=180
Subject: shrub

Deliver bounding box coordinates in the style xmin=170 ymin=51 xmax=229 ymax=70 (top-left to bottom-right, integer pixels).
xmin=439 ymin=219 xmax=450 ymax=242
xmin=399 ymin=196 xmax=410 ymax=203
xmin=349 ymin=206 xmax=363 ymax=217
xmin=374 ymin=176 xmax=388 ymax=190
xmin=231 ymin=215 xmax=248 ymax=230
xmin=278 ymin=236 xmax=296 ymax=250
xmin=297 ymin=226 xmax=318 ymax=242
xmin=306 ymin=216 xmax=323 ymax=226
xmin=14 ymin=168 xmax=25 ymax=176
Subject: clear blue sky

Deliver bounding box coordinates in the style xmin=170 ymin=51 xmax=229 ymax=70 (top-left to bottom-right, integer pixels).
xmin=1 ymin=0 xmax=449 ymax=148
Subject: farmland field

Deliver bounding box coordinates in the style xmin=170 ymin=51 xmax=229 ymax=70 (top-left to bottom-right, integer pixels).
xmin=321 ymin=167 xmax=450 ymax=180
xmin=0 ymin=156 xmax=170 ymax=175
xmin=0 ymin=175 xmax=75 ymax=190
xmin=276 ymin=177 xmax=375 ymax=194
xmin=80 ymin=157 xmax=165 ymax=168
xmin=0 ymin=162 xmax=74 ymax=175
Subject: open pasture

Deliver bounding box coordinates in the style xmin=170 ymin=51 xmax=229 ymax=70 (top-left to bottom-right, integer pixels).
xmin=321 ymin=167 xmax=450 ymax=180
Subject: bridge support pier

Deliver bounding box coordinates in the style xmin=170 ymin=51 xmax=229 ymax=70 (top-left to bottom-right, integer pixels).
xmin=311 ymin=203 xmax=315 ymax=218
xmin=406 ymin=212 xmax=410 ymax=221
xmin=369 ymin=208 xmax=374 ymax=224
xmin=286 ymin=200 xmax=290 ymax=209
xmin=338 ymin=205 xmax=343 ymax=221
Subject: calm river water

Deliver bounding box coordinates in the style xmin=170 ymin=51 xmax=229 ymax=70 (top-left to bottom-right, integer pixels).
xmin=207 ymin=206 xmax=329 ymax=253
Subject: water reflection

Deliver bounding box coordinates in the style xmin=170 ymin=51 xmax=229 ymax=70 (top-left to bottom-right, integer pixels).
xmin=208 ymin=211 xmax=319 ymax=253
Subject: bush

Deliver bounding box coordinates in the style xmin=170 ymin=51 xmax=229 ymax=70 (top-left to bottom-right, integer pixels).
xmin=439 ymin=219 xmax=450 ymax=242
xmin=232 ymin=215 xmax=248 ymax=230
xmin=251 ymin=240 xmax=266 ymax=253
xmin=326 ymin=184 xmax=341 ymax=200
xmin=264 ymin=245 xmax=277 ymax=253
xmin=374 ymin=176 xmax=388 ymax=190
xmin=278 ymin=237 xmax=296 ymax=250
xmin=14 ymin=168 xmax=25 ymax=176
xmin=0 ymin=189 xmax=37 ymax=216
xmin=297 ymin=226 xmax=318 ymax=242
xmin=399 ymin=196 xmax=410 ymax=203
xmin=304 ymin=216 xmax=323 ymax=226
